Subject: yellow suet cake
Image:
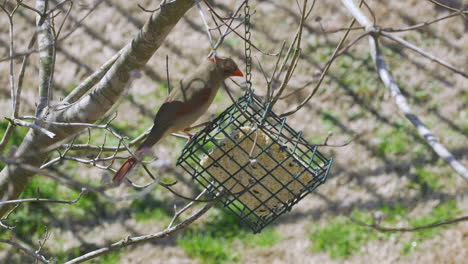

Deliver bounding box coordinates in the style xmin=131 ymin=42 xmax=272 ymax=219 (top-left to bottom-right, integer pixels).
xmin=200 ymin=127 xmax=315 ymax=216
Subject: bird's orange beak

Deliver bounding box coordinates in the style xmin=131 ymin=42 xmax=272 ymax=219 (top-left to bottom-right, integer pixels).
xmin=230 ymin=68 xmax=244 ymax=77
xmin=208 ymin=57 xmax=243 ymax=77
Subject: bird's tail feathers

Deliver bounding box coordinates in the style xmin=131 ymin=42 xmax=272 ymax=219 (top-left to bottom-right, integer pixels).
xmin=113 ymin=156 xmax=139 ymax=182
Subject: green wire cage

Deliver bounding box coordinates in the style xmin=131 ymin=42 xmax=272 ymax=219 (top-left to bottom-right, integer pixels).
xmin=177 ymin=92 xmax=333 ymax=233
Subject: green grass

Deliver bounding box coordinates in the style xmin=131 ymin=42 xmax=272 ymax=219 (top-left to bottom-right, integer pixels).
xmin=243 ymin=227 xmax=282 ymax=248
xmin=406 ymin=165 xmax=442 ymax=193
xmin=402 ymin=199 xmax=460 ymax=255
xmin=131 ymin=194 xmax=172 ymax=225
xmin=179 ymin=231 xmax=239 ymax=264
xmin=376 ymin=121 xmax=420 ymax=158
xmin=310 ymin=201 xmax=459 ymax=259
xmin=320 ymin=110 xmax=340 ymax=131
xmin=413 ymin=90 xmax=431 ymax=103
xmin=309 ymin=209 xmax=394 ymax=259
xmin=309 ymin=44 xmax=380 ymax=101
xmin=377 ymin=128 xmax=410 ymax=156
xmin=177 ymin=208 xmax=282 ymax=263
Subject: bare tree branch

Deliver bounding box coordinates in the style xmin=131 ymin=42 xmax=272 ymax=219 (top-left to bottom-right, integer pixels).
xmin=280 ymin=0 xmax=365 ymax=117
xmin=426 ymin=0 xmax=468 ymax=13
xmin=0 ymin=238 xmax=49 ymax=263
xmin=0 ymin=2 xmax=20 ymax=153
xmin=0 ymin=0 xmax=196 ymax=218
xmin=0 ymin=188 xmax=87 ymax=206
xmin=35 ymin=0 xmax=56 ymax=117
xmin=349 ymin=214 xmax=468 ymax=232
xmin=5 ymin=117 xmax=56 ymax=138
xmin=340 ymin=0 xmax=468 ymax=180
xmin=382 ymin=11 xmax=462 ymax=32
xmin=63 ymin=198 xmax=218 ymax=264
xmin=380 ymin=32 xmax=467 ymax=78
xmin=62 ymin=51 xmax=121 ymax=104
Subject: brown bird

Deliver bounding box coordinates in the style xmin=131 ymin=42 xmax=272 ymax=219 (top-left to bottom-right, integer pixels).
xmin=113 ymin=57 xmax=243 ymax=182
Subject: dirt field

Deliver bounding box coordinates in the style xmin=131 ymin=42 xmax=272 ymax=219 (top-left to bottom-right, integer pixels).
xmin=0 ymin=0 xmax=467 ymax=263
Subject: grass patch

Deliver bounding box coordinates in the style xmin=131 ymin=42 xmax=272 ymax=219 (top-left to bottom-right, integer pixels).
xmin=377 ymin=129 xmax=409 ymax=156
xmin=320 ymin=110 xmax=340 ymax=131
xmin=402 ymin=199 xmax=460 ymax=255
xmin=309 ymin=201 xmax=460 ymax=259
xmin=178 ymin=208 xmax=282 ymax=263
xmin=309 ymin=45 xmax=380 ymax=100
xmin=131 ymin=194 xmax=172 ymax=225
xmin=376 ymin=121 xmax=417 ymax=157
xmin=407 ymin=165 xmax=442 ymax=193
xmin=309 ymin=209 xmax=393 ymax=259
xmin=179 ymin=231 xmax=238 ymax=264
xmin=309 ymin=205 xmax=405 ymax=258
xmin=243 ymin=227 xmax=282 ymax=248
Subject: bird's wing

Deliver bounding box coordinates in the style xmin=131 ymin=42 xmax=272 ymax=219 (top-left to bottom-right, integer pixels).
xmin=164 ymin=78 xmax=212 ymax=118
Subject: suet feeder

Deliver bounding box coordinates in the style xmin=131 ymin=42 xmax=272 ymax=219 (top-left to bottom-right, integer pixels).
xmin=177 ymin=92 xmax=333 ymax=233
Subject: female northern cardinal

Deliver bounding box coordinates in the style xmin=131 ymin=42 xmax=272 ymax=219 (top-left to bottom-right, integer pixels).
xmin=113 ymin=57 xmax=243 ymax=182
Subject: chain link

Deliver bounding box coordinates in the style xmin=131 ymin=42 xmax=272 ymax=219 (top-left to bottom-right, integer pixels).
xmin=244 ymin=0 xmax=252 ymax=92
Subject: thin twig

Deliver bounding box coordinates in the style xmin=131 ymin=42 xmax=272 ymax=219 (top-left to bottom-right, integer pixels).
xmin=0 ymin=3 xmax=20 ymax=153
xmin=280 ymin=0 xmax=365 ymax=117
xmin=0 ymin=188 xmax=87 ymax=206
xmin=59 ymin=127 xmax=150 ymax=152
xmin=349 ymin=214 xmax=468 ymax=232
xmin=54 ymin=0 xmax=73 ymax=40
xmin=64 ymin=199 xmax=218 ymax=264
xmin=195 ymin=0 xmax=215 ymax=51
xmin=380 ymin=32 xmax=467 ymax=78
xmin=62 ymin=52 xmax=121 ymax=104
xmin=269 ymin=0 xmax=309 ymax=108
xmin=206 ymin=0 xmax=246 ymax=57
xmin=168 ymin=188 xmax=208 ymax=228
xmin=0 ymin=204 xmax=19 ymax=230
xmin=204 ymin=0 xmax=279 ymax=56
xmin=166 ymin=55 xmax=171 ymax=94
xmin=0 ymin=238 xmax=49 ymax=263
xmin=340 ymin=0 xmax=468 ymax=180
xmin=426 ymin=0 xmax=468 ymax=13
xmin=16 ymin=0 xmax=43 ymax=16
xmin=57 ymin=0 xmax=104 ymax=42
xmin=382 ymin=11 xmax=461 ymax=32
xmin=46 ymin=0 xmax=71 ymax=15
xmin=0 ymin=124 xmax=14 ymax=154
xmin=36 ymin=227 xmax=51 ymax=263
xmin=5 ymin=118 xmax=56 ymax=138
xmin=16 ymin=34 xmax=36 ymax=117
xmin=1 ymin=3 xmax=18 ymax=117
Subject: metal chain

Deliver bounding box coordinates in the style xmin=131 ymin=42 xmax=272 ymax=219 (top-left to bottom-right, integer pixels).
xmin=244 ymin=0 xmax=252 ymax=92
